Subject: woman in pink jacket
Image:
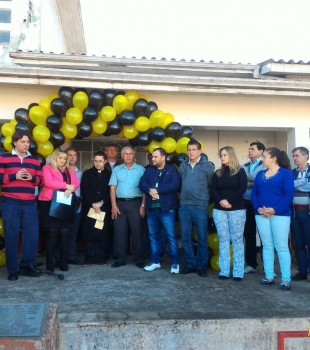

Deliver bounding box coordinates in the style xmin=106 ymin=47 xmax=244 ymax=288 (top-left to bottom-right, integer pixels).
xmin=38 ymin=148 xmax=80 ymax=272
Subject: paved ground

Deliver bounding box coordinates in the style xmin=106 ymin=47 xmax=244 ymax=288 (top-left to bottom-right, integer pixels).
xmin=0 ymin=252 xmax=309 ymax=323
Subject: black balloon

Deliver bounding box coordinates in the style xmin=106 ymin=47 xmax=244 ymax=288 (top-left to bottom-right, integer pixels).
xmin=15 ymin=123 xmax=32 ymax=133
xmin=36 ymin=153 xmax=46 ymax=167
xmin=179 ymin=125 xmax=193 ymax=139
xmin=83 ymin=108 xmax=98 ymax=123
xmin=151 ymin=127 xmax=165 ymax=142
xmin=105 ymin=117 xmax=122 ymax=135
xmin=0 ymin=136 xmax=5 ymax=148
xmin=74 ymin=134 xmax=84 ymax=140
xmin=89 ymin=90 xmax=104 ymax=111
xmin=59 ymin=87 xmax=74 ymax=109
xmin=0 ymin=236 xmax=4 ymax=250
xmin=175 ymin=154 xmax=189 ymax=166
xmin=77 ymin=121 xmax=92 ymax=138
xmin=119 ymin=110 xmax=135 ymax=126
xmin=138 ymin=132 xmax=152 ymax=146
xmin=28 ymin=102 xmax=38 ymax=110
xmin=103 ymin=89 xmax=116 ymax=107
xmin=116 ymin=91 xmax=125 ymax=96
xmin=133 ymin=99 xmax=149 ymax=117
xmin=166 ymin=154 xmax=176 ymax=165
xmin=29 ymin=140 xmax=38 ymax=154
xmin=146 ymin=101 xmax=158 ymax=118
xmin=200 ymin=153 xmax=208 ymax=161
xmin=46 ymin=115 xmax=63 ymax=131
xmin=51 ymin=98 xmax=67 ymax=116
xmin=165 ymin=122 xmax=182 ymax=139
xmin=49 ymin=131 xmax=65 ymax=147
xmin=15 ymin=108 xmax=30 ymax=124
xmin=129 ymin=136 xmax=140 ymax=147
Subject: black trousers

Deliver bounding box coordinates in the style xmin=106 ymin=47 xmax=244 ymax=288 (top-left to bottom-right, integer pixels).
xmin=244 ymin=201 xmax=258 ymax=269
xmin=113 ymin=199 xmax=144 ymax=264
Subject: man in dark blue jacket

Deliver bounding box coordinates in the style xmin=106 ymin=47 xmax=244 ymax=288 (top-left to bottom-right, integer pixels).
xmin=139 ymin=148 xmax=181 ymax=273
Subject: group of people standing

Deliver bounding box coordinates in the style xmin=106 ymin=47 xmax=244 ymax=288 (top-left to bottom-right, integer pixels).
xmin=0 ymin=131 xmax=309 ymax=293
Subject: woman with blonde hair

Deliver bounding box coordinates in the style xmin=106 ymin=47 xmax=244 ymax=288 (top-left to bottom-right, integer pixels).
xmin=38 ymin=148 xmax=80 ymax=272
xmin=211 ymin=146 xmax=247 ymax=280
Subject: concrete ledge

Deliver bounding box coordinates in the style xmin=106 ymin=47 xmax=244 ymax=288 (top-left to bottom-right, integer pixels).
xmin=0 ymin=303 xmax=58 ymax=350
xmin=59 ymin=317 xmax=310 ymax=350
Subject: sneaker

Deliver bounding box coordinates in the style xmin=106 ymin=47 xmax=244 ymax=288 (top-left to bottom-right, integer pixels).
xmin=261 ymin=278 xmax=274 ymax=286
xmin=244 ymin=266 xmax=256 ymax=274
xmin=280 ymin=281 xmax=291 ymax=291
xmin=144 ymin=263 xmax=161 ymax=271
xmin=291 ymin=272 xmax=307 ymax=281
xmin=170 ymin=264 xmax=179 ymax=274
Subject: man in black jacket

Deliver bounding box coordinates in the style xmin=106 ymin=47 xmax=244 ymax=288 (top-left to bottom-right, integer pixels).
xmin=139 ymin=148 xmax=181 ymax=274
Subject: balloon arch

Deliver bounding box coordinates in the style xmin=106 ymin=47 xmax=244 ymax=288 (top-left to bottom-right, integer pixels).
xmin=0 ymin=87 xmax=204 ymax=166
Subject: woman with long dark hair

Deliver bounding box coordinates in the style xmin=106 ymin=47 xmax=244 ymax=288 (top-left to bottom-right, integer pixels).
xmin=252 ymin=147 xmax=294 ymax=290
xmin=211 ymin=146 xmax=247 ymax=281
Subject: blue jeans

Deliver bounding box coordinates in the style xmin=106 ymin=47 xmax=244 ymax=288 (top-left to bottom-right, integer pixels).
xmin=291 ymin=210 xmax=310 ymax=276
xmin=255 ymin=215 xmax=291 ymax=282
xmin=1 ymin=197 xmax=39 ymax=274
xmin=179 ymin=205 xmax=208 ymax=269
xmin=147 ymin=208 xmax=180 ymax=264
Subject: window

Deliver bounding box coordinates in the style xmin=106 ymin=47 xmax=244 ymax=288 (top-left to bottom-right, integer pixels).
xmin=0 ymin=9 xmax=11 ymax=23
xmin=0 ymin=30 xmax=9 ymax=44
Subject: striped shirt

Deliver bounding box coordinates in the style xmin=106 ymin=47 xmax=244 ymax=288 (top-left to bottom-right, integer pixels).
xmin=0 ymin=152 xmax=43 ymax=201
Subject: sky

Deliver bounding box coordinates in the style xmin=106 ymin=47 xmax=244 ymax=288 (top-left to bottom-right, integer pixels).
xmin=80 ymin=0 xmax=310 ymax=65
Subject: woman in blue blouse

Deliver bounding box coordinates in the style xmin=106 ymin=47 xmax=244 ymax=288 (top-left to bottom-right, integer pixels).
xmin=252 ymin=147 xmax=294 ymax=290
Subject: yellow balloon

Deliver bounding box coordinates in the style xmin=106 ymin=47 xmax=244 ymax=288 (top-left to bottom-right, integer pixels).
xmin=0 ymin=218 xmax=3 ymax=235
xmin=208 ymin=233 xmax=219 ymax=251
xmin=135 ymin=116 xmax=150 ymax=132
xmin=49 ymin=93 xmax=59 ymax=101
xmin=90 ymin=130 xmax=99 ymax=138
xmin=210 ymin=255 xmax=220 ymax=271
xmin=73 ymin=91 xmax=89 ymax=111
xmin=150 ymin=110 xmax=165 ymax=128
xmin=60 ymin=118 xmax=77 ymax=139
xmin=198 ymin=140 xmax=204 ymax=151
xmin=1 ymin=123 xmax=15 ymax=137
xmin=230 ymin=254 xmax=234 ymax=267
xmin=29 ymin=106 xmax=48 ymax=126
xmin=125 ymin=90 xmax=139 ymax=110
xmin=162 ymin=113 xmax=175 ymax=129
xmin=117 ymin=128 xmax=125 ymax=138
xmin=139 ymin=94 xmax=149 ymax=101
xmin=37 ymin=141 xmax=54 ymax=157
xmin=10 ymin=119 xmax=18 ymax=126
xmin=66 ymin=108 xmax=83 ymax=125
xmin=39 ymin=98 xmax=53 ymax=117
xmin=100 ymin=106 xmax=116 ymax=122
xmin=3 ymin=137 xmax=12 ymax=151
xmin=123 ymin=125 xmax=138 ymax=139
xmin=0 ymin=251 xmax=6 ymax=267
xmin=176 ymin=137 xmax=190 ymax=154
xmin=113 ymin=95 xmax=128 ymax=114
xmin=208 ymin=203 xmax=214 ymax=218
xmin=149 ymin=140 xmax=162 ymax=153
xmin=162 ymin=137 xmax=176 ymax=153
xmin=91 ymin=118 xmax=107 ymax=134
xmin=143 ymin=145 xmax=149 ymax=152
xmin=33 ymin=125 xmax=50 ymax=143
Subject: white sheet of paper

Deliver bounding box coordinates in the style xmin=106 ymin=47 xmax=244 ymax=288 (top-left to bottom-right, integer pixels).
xmin=56 ymin=191 xmax=72 ymax=205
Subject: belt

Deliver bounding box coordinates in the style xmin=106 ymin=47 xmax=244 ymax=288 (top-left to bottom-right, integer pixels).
xmin=117 ymin=197 xmax=142 ymax=202
xmin=294 ymin=205 xmax=309 ymax=212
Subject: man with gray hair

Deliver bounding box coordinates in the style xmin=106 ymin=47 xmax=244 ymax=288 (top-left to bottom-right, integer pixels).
xmin=291 ymin=146 xmax=310 ymax=281
xmin=109 ymin=146 xmax=146 ymax=268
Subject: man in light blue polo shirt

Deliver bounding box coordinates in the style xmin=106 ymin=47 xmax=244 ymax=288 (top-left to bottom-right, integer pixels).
xmin=109 ymin=146 xmax=146 ymax=268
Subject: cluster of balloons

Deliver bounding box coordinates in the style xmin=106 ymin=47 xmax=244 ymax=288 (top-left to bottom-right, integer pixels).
xmin=0 ymin=87 xmax=205 ymax=165
xmin=0 ymin=218 xmax=5 ymax=267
